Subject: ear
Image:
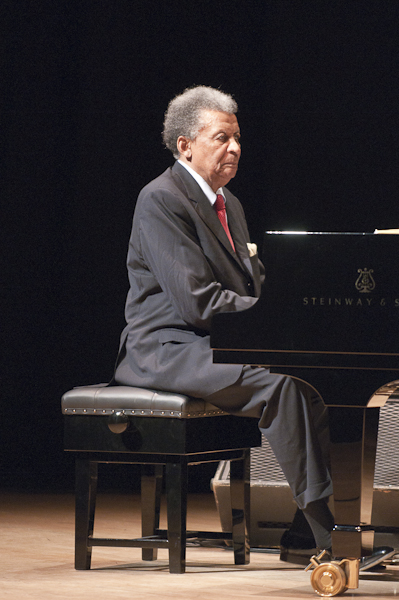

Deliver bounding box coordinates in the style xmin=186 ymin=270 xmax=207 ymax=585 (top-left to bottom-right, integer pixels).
xmin=177 ymin=135 xmax=192 ymax=159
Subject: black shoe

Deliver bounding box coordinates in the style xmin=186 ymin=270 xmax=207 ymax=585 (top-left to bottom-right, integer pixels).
xmin=280 ymin=542 xmax=318 ymax=566
xmin=279 ymin=530 xmax=318 ymax=566
xmin=280 ymin=546 xmax=318 ymax=566
xmin=280 ymin=530 xmax=316 ymax=550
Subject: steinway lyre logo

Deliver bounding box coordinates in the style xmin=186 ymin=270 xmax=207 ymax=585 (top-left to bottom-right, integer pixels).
xmin=355 ymin=268 xmax=375 ymax=293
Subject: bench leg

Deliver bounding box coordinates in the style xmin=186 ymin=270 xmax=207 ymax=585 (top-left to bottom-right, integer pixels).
xmin=165 ymin=461 xmax=187 ymax=573
xmin=75 ymin=458 xmax=98 ymax=570
xmin=141 ymin=464 xmax=163 ymax=561
xmin=230 ymin=449 xmax=250 ymax=565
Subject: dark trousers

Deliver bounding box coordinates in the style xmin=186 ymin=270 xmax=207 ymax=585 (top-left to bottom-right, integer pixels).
xmin=204 ymin=366 xmax=333 ymax=511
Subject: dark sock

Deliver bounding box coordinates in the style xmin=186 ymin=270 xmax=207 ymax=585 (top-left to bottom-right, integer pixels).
xmin=301 ymin=499 xmax=334 ymax=550
xmin=290 ymin=507 xmax=315 ymax=539
xmin=280 ymin=507 xmax=316 ymax=548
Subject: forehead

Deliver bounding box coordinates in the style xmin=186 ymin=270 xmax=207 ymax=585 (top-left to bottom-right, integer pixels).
xmin=198 ymin=110 xmax=239 ymax=134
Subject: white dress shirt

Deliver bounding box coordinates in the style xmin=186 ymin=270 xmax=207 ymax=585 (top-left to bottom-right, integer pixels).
xmin=177 ymin=159 xmax=225 ymax=206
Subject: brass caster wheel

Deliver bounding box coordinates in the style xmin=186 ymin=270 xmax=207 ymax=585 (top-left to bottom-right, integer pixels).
xmin=310 ymin=562 xmax=348 ymax=597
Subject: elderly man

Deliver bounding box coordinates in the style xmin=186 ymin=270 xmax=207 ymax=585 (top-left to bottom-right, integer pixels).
xmin=114 ymin=86 xmax=391 ymax=569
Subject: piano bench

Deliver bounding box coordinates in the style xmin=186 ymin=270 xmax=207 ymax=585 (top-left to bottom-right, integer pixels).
xmin=62 ymin=384 xmax=261 ymax=574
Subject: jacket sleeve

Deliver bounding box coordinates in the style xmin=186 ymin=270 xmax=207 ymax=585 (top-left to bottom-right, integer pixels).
xmin=134 ymin=187 xmax=258 ymax=331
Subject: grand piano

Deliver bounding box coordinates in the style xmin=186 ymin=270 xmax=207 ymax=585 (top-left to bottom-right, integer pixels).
xmin=211 ymin=231 xmax=399 ymax=596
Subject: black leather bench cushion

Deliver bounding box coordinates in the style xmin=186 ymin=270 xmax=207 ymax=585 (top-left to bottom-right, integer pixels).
xmin=62 ymin=385 xmax=227 ymax=419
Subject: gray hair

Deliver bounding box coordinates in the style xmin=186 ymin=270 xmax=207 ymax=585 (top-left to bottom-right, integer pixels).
xmin=162 ymin=86 xmax=238 ymax=159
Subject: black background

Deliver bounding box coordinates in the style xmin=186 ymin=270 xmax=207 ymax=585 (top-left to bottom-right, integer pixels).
xmin=3 ymin=1 xmax=399 ymax=493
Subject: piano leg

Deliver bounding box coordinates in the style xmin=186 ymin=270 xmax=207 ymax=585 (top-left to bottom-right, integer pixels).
xmin=329 ymin=405 xmax=379 ymax=559
xmin=307 ymin=405 xmax=380 ymax=596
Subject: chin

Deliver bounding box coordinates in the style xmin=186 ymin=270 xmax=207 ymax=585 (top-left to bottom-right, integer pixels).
xmin=223 ymin=166 xmax=238 ymax=176
xmin=225 ymin=169 xmax=238 ymax=182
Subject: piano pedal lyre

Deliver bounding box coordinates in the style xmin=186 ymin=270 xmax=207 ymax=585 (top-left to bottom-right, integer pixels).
xmin=305 ymin=549 xmax=360 ymax=597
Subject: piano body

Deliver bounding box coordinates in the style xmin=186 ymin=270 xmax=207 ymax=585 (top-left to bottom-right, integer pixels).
xmin=211 ymin=232 xmax=399 ymax=596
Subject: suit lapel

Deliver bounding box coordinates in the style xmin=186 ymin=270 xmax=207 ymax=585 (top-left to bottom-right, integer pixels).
xmin=171 ymin=162 xmax=256 ymax=283
xmin=224 ymin=199 xmax=254 ymax=279
xmin=171 ymin=162 xmax=244 ymax=262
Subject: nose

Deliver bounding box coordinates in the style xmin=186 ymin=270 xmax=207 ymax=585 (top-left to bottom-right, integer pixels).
xmin=228 ymin=137 xmax=241 ymax=155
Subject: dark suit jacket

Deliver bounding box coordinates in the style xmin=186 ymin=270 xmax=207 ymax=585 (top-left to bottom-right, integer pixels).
xmin=114 ymin=161 xmax=264 ymax=397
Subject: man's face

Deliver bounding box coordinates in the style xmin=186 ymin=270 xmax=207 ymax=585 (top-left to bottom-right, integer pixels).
xmin=179 ymin=110 xmax=241 ymax=192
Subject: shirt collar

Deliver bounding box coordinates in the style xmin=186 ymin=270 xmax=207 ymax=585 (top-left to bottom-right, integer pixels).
xmin=177 ymin=159 xmax=225 ymax=206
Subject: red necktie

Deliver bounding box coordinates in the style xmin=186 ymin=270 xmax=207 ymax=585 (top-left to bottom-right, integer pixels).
xmin=214 ymin=194 xmax=235 ymax=252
